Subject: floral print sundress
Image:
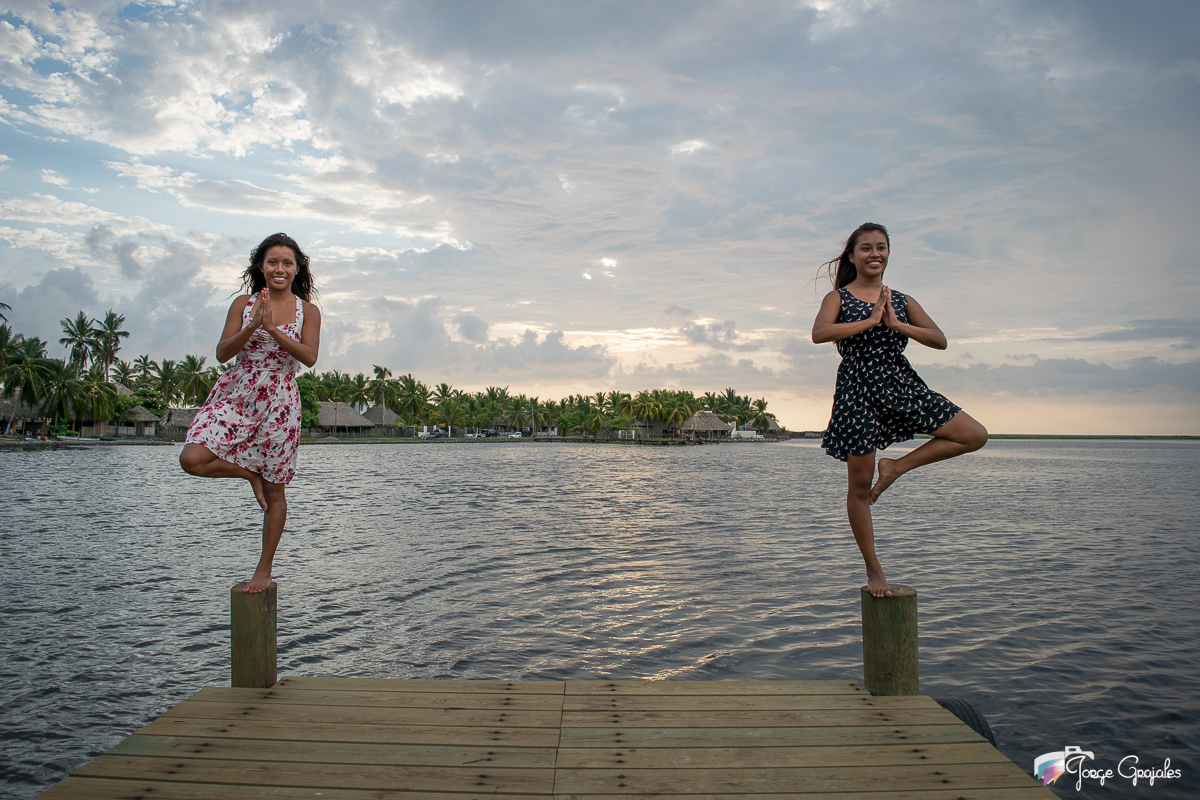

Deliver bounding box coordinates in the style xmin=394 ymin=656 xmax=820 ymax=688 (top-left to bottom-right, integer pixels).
xmin=822 ymin=287 xmax=960 ymax=461
xmin=186 ymin=294 xmax=304 ymax=484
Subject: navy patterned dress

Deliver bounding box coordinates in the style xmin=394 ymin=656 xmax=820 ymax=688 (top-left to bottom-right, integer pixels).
xmin=822 ymin=287 xmax=960 ymax=461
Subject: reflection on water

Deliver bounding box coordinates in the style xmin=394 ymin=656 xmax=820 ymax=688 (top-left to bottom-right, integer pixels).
xmin=1 ymin=439 xmax=1197 ymax=799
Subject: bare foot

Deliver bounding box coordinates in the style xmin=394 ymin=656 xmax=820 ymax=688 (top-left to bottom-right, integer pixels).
xmin=869 ymin=458 xmax=900 ymax=505
xmin=247 ymin=473 xmax=267 ymax=511
xmin=242 ymin=569 xmax=272 ymax=593
xmin=866 ymin=568 xmax=893 ymax=598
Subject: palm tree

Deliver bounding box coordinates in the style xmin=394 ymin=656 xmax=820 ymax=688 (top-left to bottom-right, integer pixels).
xmin=433 ymin=396 xmax=467 ymax=436
xmin=527 ymin=396 xmax=544 ymax=436
xmin=133 ymin=355 xmax=158 ymax=387
xmin=41 ymin=360 xmax=83 ymax=432
xmin=176 ymin=355 xmax=212 ymax=406
xmin=2 ymin=340 xmax=54 ymax=435
xmin=585 ymin=406 xmax=609 ymax=437
xmin=660 ymin=395 xmax=689 ymax=434
xmin=111 ymin=359 xmax=135 ymax=388
xmin=348 ymin=372 xmax=370 ymax=412
xmin=396 ymin=374 xmax=430 ymax=419
xmin=78 ymin=364 xmax=118 ymax=432
xmin=156 ymin=359 xmax=179 ymax=406
xmin=59 ymin=311 xmax=96 ymax=378
xmin=630 ymin=390 xmax=661 ymax=435
xmin=368 ymin=366 xmax=395 ymax=410
xmin=0 ymin=300 xmax=10 ymax=322
xmin=0 ymin=324 xmax=22 ymax=378
xmin=93 ymin=310 xmax=130 ymax=380
xmin=751 ymin=397 xmax=775 ymax=433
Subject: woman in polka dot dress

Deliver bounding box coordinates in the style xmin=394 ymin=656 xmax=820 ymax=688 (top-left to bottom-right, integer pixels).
xmin=812 ymin=223 xmax=986 ymax=598
xmin=180 ymin=233 xmax=322 ymax=593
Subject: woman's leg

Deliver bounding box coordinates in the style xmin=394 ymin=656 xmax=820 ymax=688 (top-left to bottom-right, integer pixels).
xmin=244 ymin=480 xmax=286 ymax=593
xmin=870 ymin=411 xmax=987 ymax=504
xmin=847 ymin=452 xmax=891 ymax=598
xmin=179 ymin=443 xmax=267 ymax=511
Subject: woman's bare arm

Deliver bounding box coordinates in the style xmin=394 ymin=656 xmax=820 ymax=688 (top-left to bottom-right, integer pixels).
xmin=884 ymin=293 xmax=947 ymax=350
xmin=215 ymin=296 xmax=256 ymax=363
xmin=811 ymin=288 xmax=886 ymax=343
xmin=263 ymin=300 xmax=321 ymax=368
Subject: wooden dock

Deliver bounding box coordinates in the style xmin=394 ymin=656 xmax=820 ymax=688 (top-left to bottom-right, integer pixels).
xmin=39 ymin=677 xmax=1055 ymax=798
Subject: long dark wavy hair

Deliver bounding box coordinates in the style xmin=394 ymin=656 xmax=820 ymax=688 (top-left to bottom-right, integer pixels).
xmin=821 ymin=222 xmax=890 ymax=289
xmin=240 ymin=233 xmax=317 ymax=302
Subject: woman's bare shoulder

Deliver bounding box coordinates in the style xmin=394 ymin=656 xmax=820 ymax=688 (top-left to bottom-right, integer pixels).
xmin=301 ymin=299 xmax=322 ymax=321
xmin=229 ymin=294 xmax=252 ymax=312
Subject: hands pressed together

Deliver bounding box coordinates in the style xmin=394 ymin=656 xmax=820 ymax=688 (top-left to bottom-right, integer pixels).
xmin=869 ymin=285 xmax=903 ymax=330
xmin=251 ymin=288 xmax=274 ymax=331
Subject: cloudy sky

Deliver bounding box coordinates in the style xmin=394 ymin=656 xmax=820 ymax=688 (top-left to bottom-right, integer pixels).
xmin=1 ymin=0 xmax=1198 ymax=433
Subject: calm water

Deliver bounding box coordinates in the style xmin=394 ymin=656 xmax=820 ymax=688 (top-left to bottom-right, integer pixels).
xmin=1 ymin=439 xmax=1197 ymax=799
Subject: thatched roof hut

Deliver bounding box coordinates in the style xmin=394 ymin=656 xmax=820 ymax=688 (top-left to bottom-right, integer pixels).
xmin=362 ymin=403 xmax=399 ymax=426
xmin=742 ymin=416 xmax=782 ymax=432
xmin=162 ymin=407 xmax=201 ymax=428
xmin=317 ymin=401 xmax=372 ymax=428
xmin=680 ymin=410 xmax=733 ymax=433
xmin=114 ymin=383 xmax=135 ymax=397
xmin=123 ymin=405 xmax=162 ymax=423
xmin=0 ymin=397 xmax=39 ymax=421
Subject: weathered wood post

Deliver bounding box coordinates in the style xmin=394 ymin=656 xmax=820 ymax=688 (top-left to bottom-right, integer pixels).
xmin=861 ymin=584 xmax=918 ymax=696
xmin=230 ymin=581 xmax=277 ymax=688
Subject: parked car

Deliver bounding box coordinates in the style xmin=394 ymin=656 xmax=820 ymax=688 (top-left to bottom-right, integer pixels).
xmin=427 ymin=428 xmax=448 ymax=438
xmin=508 ymin=431 xmax=524 ymax=439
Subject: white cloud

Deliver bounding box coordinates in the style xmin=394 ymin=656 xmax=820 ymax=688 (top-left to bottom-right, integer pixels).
xmin=670 ymin=140 xmax=707 ymax=155
xmin=40 ymin=168 xmax=69 ymax=186
xmin=0 ymin=1 xmax=1197 ymax=431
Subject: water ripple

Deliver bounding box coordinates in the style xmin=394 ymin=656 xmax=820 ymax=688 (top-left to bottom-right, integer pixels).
xmin=1 ymin=439 xmax=1197 ymax=799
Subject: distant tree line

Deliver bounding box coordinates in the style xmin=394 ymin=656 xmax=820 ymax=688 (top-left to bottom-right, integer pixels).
xmin=300 ymin=369 xmax=778 ymax=437
xmin=1 ymin=305 xmax=778 ymax=437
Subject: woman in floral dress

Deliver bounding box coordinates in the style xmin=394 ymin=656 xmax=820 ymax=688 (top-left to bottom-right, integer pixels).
xmin=180 ymin=233 xmax=322 ymax=593
xmin=812 ymin=223 xmax=987 ymax=599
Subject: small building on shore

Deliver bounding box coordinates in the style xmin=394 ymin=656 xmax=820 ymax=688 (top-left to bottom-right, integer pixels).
xmin=680 ymin=410 xmax=733 ymax=440
xmin=160 ymin=408 xmax=201 ymax=440
xmin=311 ymin=401 xmax=373 ymax=437
xmin=361 ymin=403 xmax=414 ymax=436
xmin=117 ymin=405 xmax=159 ymax=438
xmin=1 ymin=397 xmax=40 ymax=436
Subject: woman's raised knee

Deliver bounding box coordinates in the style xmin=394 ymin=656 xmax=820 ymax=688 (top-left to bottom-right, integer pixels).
xmin=179 ymin=446 xmax=205 ymax=475
xmin=965 ymin=421 xmax=988 ymax=452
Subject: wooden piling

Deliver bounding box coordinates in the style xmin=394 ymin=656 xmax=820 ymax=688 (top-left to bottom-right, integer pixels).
xmin=230 ymin=581 xmax=277 ymax=688
xmin=860 ymin=584 xmax=918 ymax=696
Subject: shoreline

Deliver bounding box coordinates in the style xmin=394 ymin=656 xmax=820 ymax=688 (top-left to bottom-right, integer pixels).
xmin=3 ymin=433 xmax=1199 ymax=452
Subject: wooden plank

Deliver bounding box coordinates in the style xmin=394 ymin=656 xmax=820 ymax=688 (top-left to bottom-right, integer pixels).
xmin=110 ymin=734 xmax=556 ymax=768
xmin=36 ymin=678 xmax=1054 ymax=799
xmin=558 ymin=724 xmax=987 ymax=749
xmin=554 ymin=742 xmax=1010 ymax=769
xmin=564 ymin=694 xmax=940 ymax=712
xmin=566 ymin=680 xmax=865 ymax=696
xmin=138 ymin=716 xmax=562 ymax=747
xmin=279 ymin=676 xmax=565 ymax=694
xmin=191 ymin=685 xmax=565 ymax=711
xmin=73 ymin=755 xmax=554 ymax=794
xmin=552 ymin=791 xmax=1057 ymax=800
xmin=553 ymin=762 xmax=1045 ymax=794
xmin=560 ymin=708 xmax=959 ymax=728
xmin=160 ymin=698 xmax=562 ymax=728
xmin=39 ymin=776 xmax=551 ymax=799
